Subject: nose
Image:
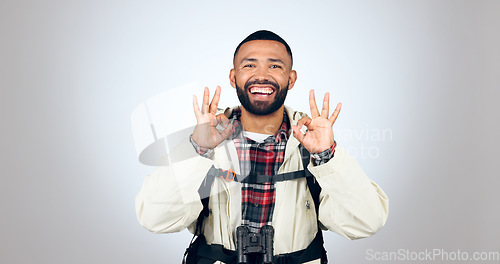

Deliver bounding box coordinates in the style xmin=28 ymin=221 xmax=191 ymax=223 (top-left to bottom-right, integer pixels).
xmin=253 ymin=66 xmax=271 ymax=81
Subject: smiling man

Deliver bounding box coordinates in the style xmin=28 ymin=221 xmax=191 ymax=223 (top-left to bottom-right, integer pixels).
xmin=233 ymin=38 xmax=293 ymax=117
xmin=136 ymin=30 xmax=389 ymax=264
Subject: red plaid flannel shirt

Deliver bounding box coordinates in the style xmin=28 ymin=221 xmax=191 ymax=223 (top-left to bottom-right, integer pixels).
xmin=190 ymin=109 xmax=335 ymax=233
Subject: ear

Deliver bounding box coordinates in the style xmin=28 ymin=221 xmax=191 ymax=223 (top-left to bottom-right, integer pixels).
xmin=287 ymin=70 xmax=297 ymax=90
xmin=229 ymin=69 xmax=236 ymax=88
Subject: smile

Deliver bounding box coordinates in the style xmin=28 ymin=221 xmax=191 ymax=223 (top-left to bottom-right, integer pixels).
xmin=249 ymin=87 xmax=274 ymax=95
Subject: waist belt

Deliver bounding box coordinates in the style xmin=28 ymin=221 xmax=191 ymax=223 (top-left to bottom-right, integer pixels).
xmin=189 ymin=230 xmax=327 ymax=264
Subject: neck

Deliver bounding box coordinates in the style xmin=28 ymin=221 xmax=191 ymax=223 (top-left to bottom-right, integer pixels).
xmin=240 ymin=105 xmax=285 ymax=135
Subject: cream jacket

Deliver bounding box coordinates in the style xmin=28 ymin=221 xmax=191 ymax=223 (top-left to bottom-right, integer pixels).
xmin=135 ymin=106 xmax=389 ymax=263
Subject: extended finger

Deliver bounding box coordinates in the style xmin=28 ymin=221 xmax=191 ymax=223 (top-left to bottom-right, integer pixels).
xmin=209 ymin=86 xmax=221 ymax=114
xmin=309 ymin=90 xmax=320 ymax=118
xmin=193 ymin=95 xmax=202 ymax=119
xmin=202 ymin=87 xmax=210 ymax=114
xmin=329 ymin=102 xmax=342 ymax=124
xmin=321 ymin=92 xmax=330 ymax=118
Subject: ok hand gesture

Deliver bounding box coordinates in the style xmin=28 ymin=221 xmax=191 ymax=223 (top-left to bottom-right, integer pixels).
xmin=291 ymin=90 xmax=341 ymax=153
xmin=192 ymin=86 xmax=234 ymax=149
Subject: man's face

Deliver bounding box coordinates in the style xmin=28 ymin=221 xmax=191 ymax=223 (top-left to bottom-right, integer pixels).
xmin=230 ymin=40 xmax=297 ymax=116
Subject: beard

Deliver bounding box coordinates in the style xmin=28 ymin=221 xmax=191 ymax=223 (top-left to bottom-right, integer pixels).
xmin=235 ymin=77 xmax=289 ymax=116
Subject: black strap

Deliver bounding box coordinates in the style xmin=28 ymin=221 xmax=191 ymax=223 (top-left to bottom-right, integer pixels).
xmin=190 ymin=235 xmax=237 ymax=264
xmin=300 ymin=146 xmax=321 ymax=214
xmin=187 ymin=230 xmax=325 ymax=264
xmin=273 ymin=230 xmax=325 ymax=264
xmin=206 ymin=166 xmax=312 ymax=184
xmin=199 ymin=170 xmax=216 ymax=217
xmin=203 ymin=144 xmax=316 ymax=185
xmin=301 ymin=146 xmax=328 ymax=264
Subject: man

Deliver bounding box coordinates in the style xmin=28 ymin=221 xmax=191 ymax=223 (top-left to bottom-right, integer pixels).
xmin=136 ymin=30 xmax=389 ymax=264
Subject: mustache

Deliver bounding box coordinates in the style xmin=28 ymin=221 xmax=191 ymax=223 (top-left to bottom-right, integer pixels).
xmin=244 ymin=79 xmax=279 ymax=90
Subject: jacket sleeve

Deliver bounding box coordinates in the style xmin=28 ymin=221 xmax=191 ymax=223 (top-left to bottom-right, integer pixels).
xmin=135 ymin=138 xmax=214 ymax=234
xmin=307 ymin=145 xmax=389 ymax=240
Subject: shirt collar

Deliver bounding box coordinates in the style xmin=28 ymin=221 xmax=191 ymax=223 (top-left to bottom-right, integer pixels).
xmin=228 ymin=109 xmax=290 ymax=143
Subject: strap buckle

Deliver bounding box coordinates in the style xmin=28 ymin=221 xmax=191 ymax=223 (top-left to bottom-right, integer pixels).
xmin=220 ymin=169 xmax=236 ymax=182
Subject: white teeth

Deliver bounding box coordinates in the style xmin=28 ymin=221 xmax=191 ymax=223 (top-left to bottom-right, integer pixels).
xmin=250 ymin=87 xmax=273 ymax=94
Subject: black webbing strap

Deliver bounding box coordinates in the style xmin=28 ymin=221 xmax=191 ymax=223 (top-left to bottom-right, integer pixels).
xmin=190 ymin=235 xmax=237 ymax=264
xmin=205 ymin=165 xmax=312 ymax=184
xmin=197 ymin=164 xmax=313 ymax=226
xmin=187 ymin=230 xmax=325 ymax=264
xmin=301 ymin=146 xmax=320 ymax=214
xmin=301 ymin=146 xmax=328 ymax=264
xmin=199 ymin=169 xmax=216 ymax=217
xmin=273 ymin=230 xmax=325 ymax=264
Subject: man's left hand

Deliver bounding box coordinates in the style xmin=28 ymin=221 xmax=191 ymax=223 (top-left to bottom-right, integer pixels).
xmin=291 ymin=89 xmax=341 ymax=153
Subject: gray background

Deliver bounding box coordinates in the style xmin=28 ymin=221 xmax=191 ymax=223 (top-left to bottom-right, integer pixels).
xmin=1 ymin=0 xmax=499 ymax=263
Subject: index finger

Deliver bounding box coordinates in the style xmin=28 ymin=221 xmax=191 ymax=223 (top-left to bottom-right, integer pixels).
xmin=329 ymin=102 xmax=342 ymax=124
xmin=193 ymin=95 xmax=202 ymax=119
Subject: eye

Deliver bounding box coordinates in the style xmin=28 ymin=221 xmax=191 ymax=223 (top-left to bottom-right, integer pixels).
xmin=271 ymin=65 xmax=282 ymax=69
xmin=243 ymin=64 xmax=255 ymax=68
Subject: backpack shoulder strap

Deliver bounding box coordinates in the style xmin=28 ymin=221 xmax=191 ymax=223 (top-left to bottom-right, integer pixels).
xmin=300 ymin=145 xmax=328 ymax=264
xmin=300 ymin=145 xmax=321 ymax=213
xmin=182 ymin=171 xmax=216 ymax=264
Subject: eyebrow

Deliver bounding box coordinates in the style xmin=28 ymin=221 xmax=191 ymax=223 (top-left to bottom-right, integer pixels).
xmin=240 ymin=58 xmax=285 ymax=64
xmin=241 ymin=58 xmax=258 ymax=64
xmin=268 ymin=58 xmax=285 ymax=64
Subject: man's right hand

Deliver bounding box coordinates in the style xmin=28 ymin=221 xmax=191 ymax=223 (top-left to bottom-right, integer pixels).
xmin=192 ymin=86 xmax=234 ymax=149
